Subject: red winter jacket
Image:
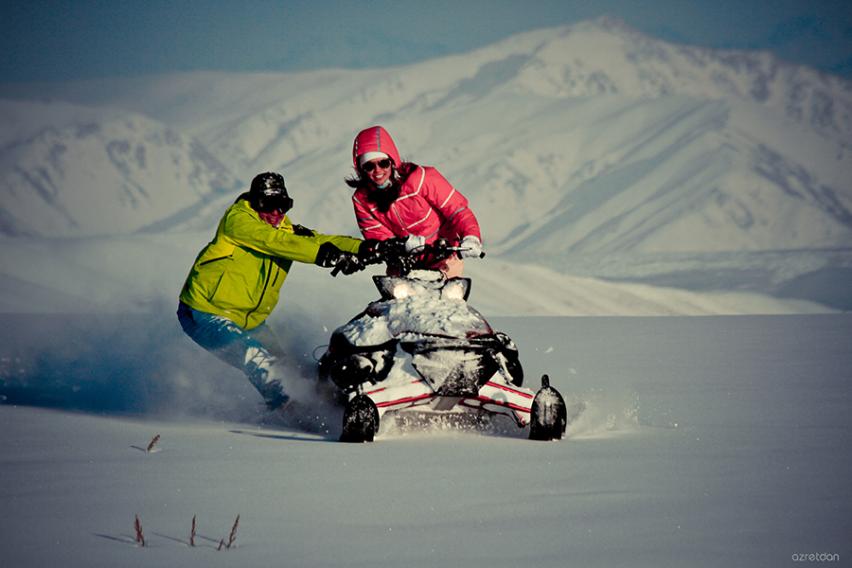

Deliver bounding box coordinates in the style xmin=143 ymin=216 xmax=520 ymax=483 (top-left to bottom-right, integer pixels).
xmin=351 ymin=126 xmax=481 ymax=244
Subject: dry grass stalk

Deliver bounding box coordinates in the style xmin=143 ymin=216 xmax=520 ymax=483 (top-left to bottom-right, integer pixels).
xmin=134 ymin=515 xmax=145 ymax=547
xmin=146 ymin=434 xmax=161 ymax=453
xmin=226 ymin=514 xmax=240 ymax=549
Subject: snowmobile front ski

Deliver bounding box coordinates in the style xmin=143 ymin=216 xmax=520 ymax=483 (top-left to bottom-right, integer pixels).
xmin=340 ymin=394 xmax=380 ymax=443
xmin=529 ymin=374 xmax=568 ymax=441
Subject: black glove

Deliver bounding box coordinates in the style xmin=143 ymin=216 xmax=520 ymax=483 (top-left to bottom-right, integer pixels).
xmin=315 ymin=242 xmax=342 ymax=268
xmin=316 ymin=242 xmax=366 ymax=276
xmin=382 ymin=237 xmax=409 ymax=256
xmin=333 ymin=253 xmax=366 ymax=276
xmin=357 ymin=239 xmax=382 ymax=265
xmin=386 ymin=253 xmax=418 ymax=276
xmin=358 ymin=237 xmax=408 ymax=265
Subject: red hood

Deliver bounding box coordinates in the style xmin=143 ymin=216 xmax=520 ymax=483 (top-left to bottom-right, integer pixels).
xmin=352 ymin=125 xmax=401 ymax=168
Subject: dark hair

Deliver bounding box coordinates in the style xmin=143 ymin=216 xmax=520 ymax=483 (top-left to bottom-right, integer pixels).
xmin=345 ymin=161 xmax=419 ymax=212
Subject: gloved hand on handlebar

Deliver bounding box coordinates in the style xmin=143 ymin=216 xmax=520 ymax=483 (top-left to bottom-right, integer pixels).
xmin=404 ymin=235 xmax=426 ymax=252
xmin=332 ymin=253 xmax=366 ymax=275
xmin=459 ymin=235 xmax=484 ymax=259
xmin=358 ymin=237 xmax=408 ymax=265
xmin=316 ymin=242 xmax=366 ymax=276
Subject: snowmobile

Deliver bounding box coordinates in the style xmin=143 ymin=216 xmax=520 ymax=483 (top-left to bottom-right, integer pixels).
xmin=317 ymin=240 xmax=570 ymax=442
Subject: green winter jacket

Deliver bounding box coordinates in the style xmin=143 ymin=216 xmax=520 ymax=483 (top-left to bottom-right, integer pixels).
xmin=179 ymin=197 xmax=362 ymax=330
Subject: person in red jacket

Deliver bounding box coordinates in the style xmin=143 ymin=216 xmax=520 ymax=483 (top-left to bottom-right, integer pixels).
xmin=346 ymin=125 xmax=483 ymax=277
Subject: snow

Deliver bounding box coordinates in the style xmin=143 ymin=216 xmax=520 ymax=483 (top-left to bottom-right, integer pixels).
xmin=2 ymin=314 xmax=850 ymax=567
xmin=0 ymin=232 xmax=834 ymax=318
xmin=1 ymin=17 xmax=851 ymax=566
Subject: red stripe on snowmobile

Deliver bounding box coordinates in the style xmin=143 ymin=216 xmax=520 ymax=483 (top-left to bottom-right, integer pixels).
xmin=366 ymin=379 xmax=424 ymax=396
xmin=484 ymin=381 xmax=534 ymax=399
xmin=375 ymin=393 xmax=434 ymax=408
xmin=473 ymin=396 xmax=531 ymax=413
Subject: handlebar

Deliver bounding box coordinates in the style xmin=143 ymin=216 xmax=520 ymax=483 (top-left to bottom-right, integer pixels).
xmin=331 ymin=238 xmax=484 ymax=277
xmin=381 ymin=238 xmax=484 ymax=276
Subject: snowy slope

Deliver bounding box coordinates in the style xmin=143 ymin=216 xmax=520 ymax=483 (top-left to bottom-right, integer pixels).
xmin=0 ymin=232 xmax=831 ymax=317
xmin=0 ymin=101 xmax=239 ymax=237
xmin=1 ymin=314 xmax=850 ymax=567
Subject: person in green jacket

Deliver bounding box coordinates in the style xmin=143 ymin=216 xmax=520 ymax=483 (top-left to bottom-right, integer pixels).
xmin=177 ymin=171 xmax=395 ymax=412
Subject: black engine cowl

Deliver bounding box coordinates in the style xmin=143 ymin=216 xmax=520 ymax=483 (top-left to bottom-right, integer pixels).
xmin=318 ymin=332 xmax=396 ymax=390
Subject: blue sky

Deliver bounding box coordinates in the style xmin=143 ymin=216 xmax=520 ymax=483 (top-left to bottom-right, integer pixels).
xmin=2 ymin=0 xmax=851 ymax=83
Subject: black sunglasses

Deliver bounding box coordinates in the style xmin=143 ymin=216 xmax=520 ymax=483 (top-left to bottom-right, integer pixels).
xmin=361 ymin=158 xmax=392 ymax=173
xmin=257 ymin=193 xmax=293 ymax=213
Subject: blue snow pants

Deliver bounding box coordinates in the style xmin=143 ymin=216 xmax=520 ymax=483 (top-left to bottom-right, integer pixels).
xmin=177 ymin=302 xmax=290 ymax=409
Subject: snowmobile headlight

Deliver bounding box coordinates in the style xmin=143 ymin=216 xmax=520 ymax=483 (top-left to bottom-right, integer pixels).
xmin=392 ymin=281 xmax=415 ymax=299
xmin=375 ymin=275 xmax=411 ymax=300
xmin=441 ymin=277 xmax=471 ymax=301
xmin=373 ymin=274 xmax=445 ymax=300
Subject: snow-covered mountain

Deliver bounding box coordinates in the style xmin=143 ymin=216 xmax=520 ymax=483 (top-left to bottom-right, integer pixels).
xmin=2 ymin=17 xmax=850 ymax=245
xmin=505 ymin=17 xmax=852 ymax=142
xmin=0 ymin=100 xmax=239 ymax=237
xmin=1 ymin=17 xmax=850 ymax=308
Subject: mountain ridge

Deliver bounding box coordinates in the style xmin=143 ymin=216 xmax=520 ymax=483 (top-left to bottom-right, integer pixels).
xmin=1 ymin=17 xmax=850 ymax=257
